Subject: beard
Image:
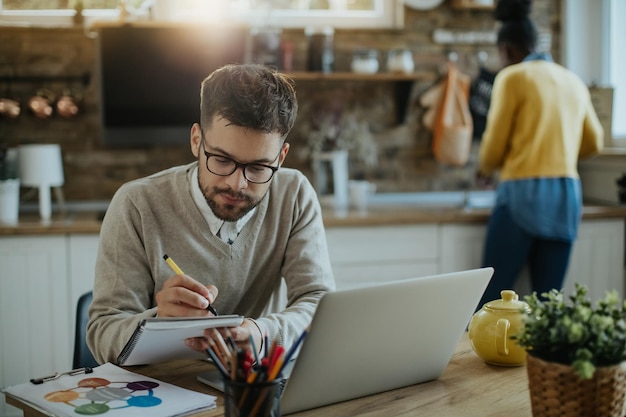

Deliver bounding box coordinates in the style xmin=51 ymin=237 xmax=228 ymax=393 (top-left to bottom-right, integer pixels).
xmin=199 ymin=179 xmax=260 ymax=222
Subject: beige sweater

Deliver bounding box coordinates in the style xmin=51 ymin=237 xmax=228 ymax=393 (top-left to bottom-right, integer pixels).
xmin=87 ymin=162 xmax=335 ymax=364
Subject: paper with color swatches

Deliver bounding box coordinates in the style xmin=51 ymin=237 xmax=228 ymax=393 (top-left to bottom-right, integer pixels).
xmin=3 ymin=362 xmax=217 ymax=417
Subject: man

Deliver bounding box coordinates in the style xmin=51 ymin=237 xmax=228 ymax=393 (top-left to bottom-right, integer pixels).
xmin=87 ymin=64 xmax=335 ymax=364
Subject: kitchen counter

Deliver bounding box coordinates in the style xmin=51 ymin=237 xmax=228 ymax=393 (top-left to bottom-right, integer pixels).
xmin=0 ymin=212 xmax=104 ymax=236
xmin=324 ymin=204 xmax=626 ymax=227
xmin=1 ymin=205 xmax=626 ymax=236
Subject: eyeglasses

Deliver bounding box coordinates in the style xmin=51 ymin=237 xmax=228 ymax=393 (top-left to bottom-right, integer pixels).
xmin=200 ymin=139 xmax=281 ymax=184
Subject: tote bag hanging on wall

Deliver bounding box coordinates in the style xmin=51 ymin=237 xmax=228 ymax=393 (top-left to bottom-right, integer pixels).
xmin=430 ymin=63 xmax=473 ymax=167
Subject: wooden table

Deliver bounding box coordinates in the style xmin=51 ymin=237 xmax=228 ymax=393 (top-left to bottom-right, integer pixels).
xmin=6 ymin=333 xmax=532 ymax=417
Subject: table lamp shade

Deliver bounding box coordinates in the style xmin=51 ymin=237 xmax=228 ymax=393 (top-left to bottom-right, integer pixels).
xmin=18 ymin=144 xmax=65 ymax=221
xmin=18 ymin=144 xmax=65 ymax=187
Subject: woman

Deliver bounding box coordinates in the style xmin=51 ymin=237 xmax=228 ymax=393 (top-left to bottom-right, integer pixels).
xmin=476 ymin=0 xmax=603 ymax=308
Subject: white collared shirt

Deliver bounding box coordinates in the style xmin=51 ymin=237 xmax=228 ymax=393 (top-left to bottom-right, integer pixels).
xmin=189 ymin=166 xmax=256 ymax=244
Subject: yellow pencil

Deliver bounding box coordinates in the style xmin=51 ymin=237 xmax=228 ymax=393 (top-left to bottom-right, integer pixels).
xmin=163 ymin=254 xmax=184 ymax=275
xmin=163 ymin=254 xmax=218 ymax=315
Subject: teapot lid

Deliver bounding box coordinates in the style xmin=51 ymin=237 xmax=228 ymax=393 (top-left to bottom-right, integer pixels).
xmin=485 ymin=290 xmax=528 ymax=311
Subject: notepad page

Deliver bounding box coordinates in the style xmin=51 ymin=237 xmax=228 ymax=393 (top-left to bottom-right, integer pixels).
xmin=119 ymin=315 xmax=244 ymax=365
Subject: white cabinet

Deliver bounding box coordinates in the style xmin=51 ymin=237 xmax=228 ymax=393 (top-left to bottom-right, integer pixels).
xmin=326 ymin=225 xmax=439 ymax=289
xmin=0 ymin=234 xmax=99 ymax=417
xmin=0 ymin=236 xmax=69 ymax=417
xmin=562 ymin=220 xmax=625 ymax=302
xmin=68 ymin=234 xmax=100 ymax=335
xmin=439 ymin=224 xmax=486 ymax=274
xmin=327 ymin=219 xmax=625 ymax=302
xmin=438 ymin=220 xmax=625 ymax=302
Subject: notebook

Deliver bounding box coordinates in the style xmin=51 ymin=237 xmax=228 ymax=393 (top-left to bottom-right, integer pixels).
xmin=198 ymin=267 xmax=493 ymax=415
xmin=118 ymin=315 xmax=244 ymax=366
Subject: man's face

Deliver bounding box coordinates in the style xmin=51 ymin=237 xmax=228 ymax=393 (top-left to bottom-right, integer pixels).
xmin=190 ymin=116 xmax=289 ymax=222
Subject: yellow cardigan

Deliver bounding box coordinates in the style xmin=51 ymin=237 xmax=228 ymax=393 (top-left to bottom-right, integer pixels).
xmin=479 ymin=60 xmax=604 ymax=179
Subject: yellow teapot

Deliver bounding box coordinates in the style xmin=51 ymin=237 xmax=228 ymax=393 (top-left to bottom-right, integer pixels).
xmin=468 ymin=290 xmax=529 ymax=366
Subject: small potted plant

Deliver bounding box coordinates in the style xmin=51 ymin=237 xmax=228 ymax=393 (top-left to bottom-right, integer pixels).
xmin=513 ymin=284 xmax=626 ymax=417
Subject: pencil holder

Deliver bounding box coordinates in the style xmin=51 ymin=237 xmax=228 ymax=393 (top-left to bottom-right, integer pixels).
xmin=223 ymin=378 xmax=281 ymax=417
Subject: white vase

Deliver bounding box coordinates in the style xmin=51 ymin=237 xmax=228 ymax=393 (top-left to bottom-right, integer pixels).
xmin=0 ymin=178 xmax=20 ymax=225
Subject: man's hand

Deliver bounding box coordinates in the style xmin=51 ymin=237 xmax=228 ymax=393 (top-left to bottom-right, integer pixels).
xmin=156 ymin=274 xmax=218 ymax=317
xmin=184 ymin=319 xmax=264 ymax=356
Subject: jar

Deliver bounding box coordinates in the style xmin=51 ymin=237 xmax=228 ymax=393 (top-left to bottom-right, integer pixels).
xmin=351 ymin=49 xmax=379 ymax=74
xmin=387 ymin=48 xmax=415 ymax=73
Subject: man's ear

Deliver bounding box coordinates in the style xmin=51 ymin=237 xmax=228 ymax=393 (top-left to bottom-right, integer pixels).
xmin=278 ymin=142 xmax=290 ymax=166
xmin=190 ymin=123 xmax=202 ymax=158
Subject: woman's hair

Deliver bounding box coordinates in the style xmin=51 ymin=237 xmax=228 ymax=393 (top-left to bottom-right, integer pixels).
xmin=494 ymin=0 xmax=538 ymax=53
xmin=200 ymin=64 xmax=298 ymax=139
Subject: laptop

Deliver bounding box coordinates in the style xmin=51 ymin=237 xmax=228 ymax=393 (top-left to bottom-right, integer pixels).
xmin=197 ymin=267 xmax=493 ymax=415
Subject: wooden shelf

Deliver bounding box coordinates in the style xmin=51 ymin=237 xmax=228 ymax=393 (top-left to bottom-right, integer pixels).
xmin=285 ymin=71 xmax=437 ymax=82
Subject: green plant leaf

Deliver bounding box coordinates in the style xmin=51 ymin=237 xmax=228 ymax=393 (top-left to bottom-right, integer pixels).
xmin=513 ymin=283 xmax=626 ymax=379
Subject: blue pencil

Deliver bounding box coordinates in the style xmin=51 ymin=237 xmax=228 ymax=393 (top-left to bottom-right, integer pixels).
xmin=277 ymin=329 xmax=308 ymax=376
xmin=205 ymin=347 xmax=229 ymax=379
xmin=249 ymin=334 xmax=260 ymax=364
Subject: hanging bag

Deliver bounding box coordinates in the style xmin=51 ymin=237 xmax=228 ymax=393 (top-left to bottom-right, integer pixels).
xmin=432 ymin=63 xmax=473 ymax=167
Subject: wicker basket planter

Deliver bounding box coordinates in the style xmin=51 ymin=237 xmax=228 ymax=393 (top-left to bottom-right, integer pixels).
xmin=526 ymin=354 xmax=626 ymax=417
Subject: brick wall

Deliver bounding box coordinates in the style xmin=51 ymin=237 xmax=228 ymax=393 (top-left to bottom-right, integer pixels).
xmin=0 ymin=0 xmax=559 ymax=201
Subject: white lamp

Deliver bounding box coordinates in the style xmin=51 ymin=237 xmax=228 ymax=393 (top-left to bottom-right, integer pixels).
xmin=18 ymin=144 xmax=65 ymax=222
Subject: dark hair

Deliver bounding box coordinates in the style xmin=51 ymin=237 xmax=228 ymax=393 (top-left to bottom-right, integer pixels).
xmin=494 ymin=0 xmax=538 ymax=53
xmin=200 ymin=64 xmax=298 ymax=140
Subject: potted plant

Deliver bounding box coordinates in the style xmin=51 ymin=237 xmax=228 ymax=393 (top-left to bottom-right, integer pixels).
xmin=513 ymin=284 xmax=626 ymax=417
